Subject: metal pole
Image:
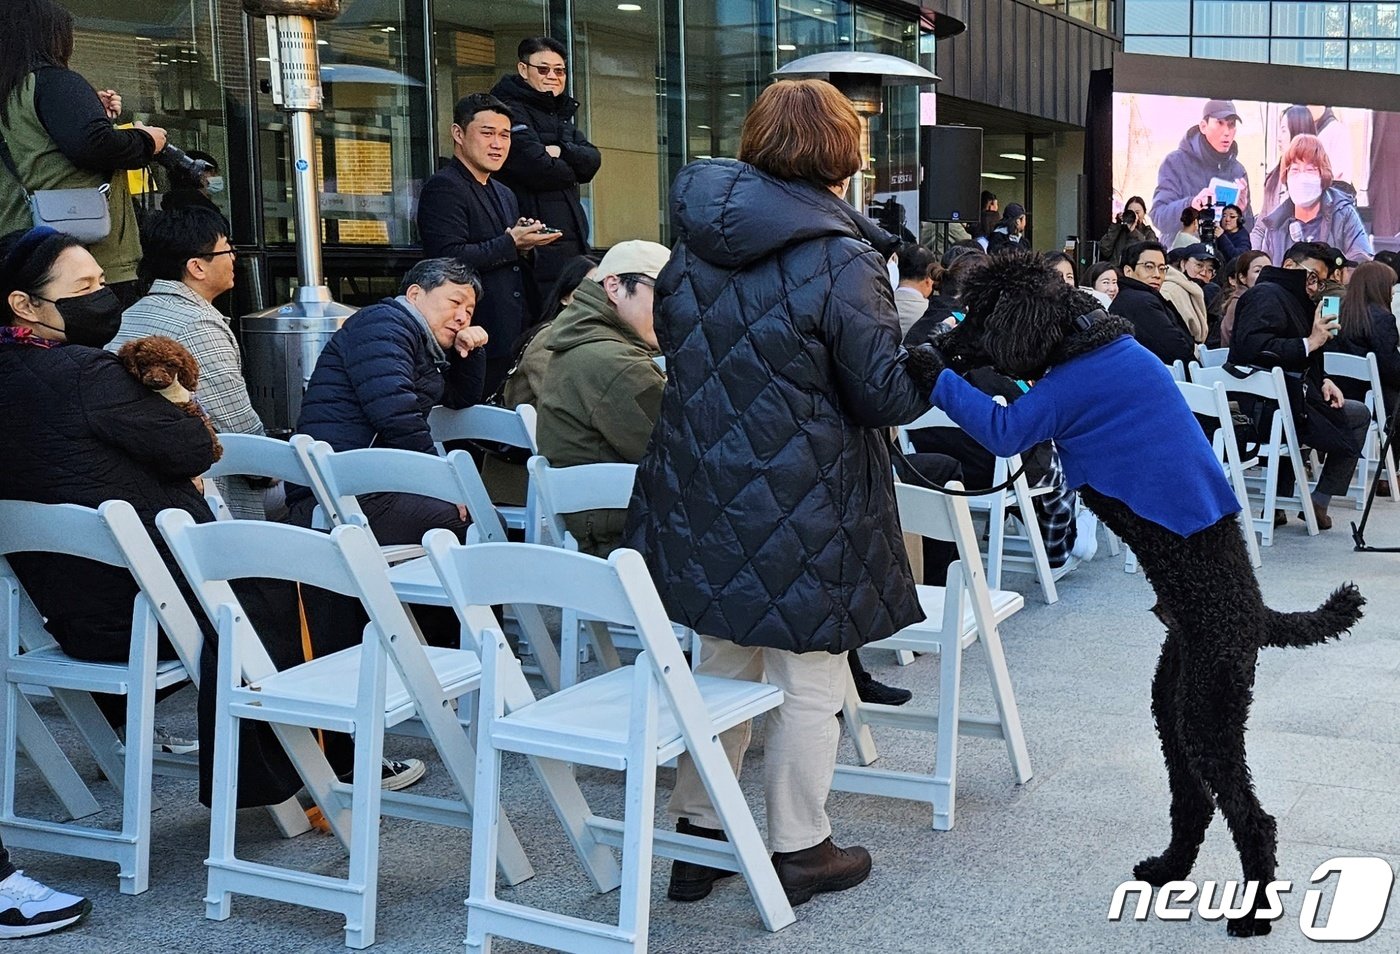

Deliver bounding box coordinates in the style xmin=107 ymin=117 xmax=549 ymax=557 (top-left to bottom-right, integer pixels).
xmin=288 ymin=108 xmax=325 ymax=293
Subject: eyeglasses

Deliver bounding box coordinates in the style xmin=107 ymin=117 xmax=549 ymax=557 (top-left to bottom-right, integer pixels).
xmin=1132 ymin=263 xmax=1166 ymax=274
xmin=523 ymin=61 xmax=567 ymax=78
xmin=201 ymin=248 xmax=237 ymax=261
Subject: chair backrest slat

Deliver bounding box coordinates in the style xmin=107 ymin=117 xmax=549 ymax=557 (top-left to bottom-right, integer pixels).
xmin=428 ymin=404 xmax=538 ymax=453
xmin=204 ymin=433 xmax=314 ymax=485
xmin=1191 ymin=364 xmax=1290 ymax=407
xmin=526 ymin=457 xmax=637 ymax=546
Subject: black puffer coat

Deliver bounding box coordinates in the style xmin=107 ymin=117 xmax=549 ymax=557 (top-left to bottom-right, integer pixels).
xmin=623 ymin=160 xmax=930 ymax=654
xmin=490 ymin=74 xmax=602 ymax=290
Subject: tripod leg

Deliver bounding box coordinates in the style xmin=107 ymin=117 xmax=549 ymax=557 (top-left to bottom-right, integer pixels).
xmin=1353 ymin=409 xmax=1400 ymax=549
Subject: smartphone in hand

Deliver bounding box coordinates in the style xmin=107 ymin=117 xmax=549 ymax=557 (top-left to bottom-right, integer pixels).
xmin=1321 ymin=295 xmax=1342 ymax=335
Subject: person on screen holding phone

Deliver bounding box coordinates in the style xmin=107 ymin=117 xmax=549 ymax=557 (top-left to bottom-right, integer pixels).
xmin=1151 ymin=99 xmax=1254 ymax=248
xmin=1252 ymin=135 xmax=1372 ymax=267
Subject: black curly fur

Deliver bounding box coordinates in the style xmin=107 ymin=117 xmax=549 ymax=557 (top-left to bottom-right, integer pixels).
xmin=940 ymin=251 xmax=1368 ymax=938
xmin=905 ymin=343 xmax=946 ymax=393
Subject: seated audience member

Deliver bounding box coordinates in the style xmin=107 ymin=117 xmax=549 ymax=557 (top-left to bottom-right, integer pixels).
xmin=1373 ymin=250 xmax=1400 ymax=317
xmin=535 ymin=240 xmax=669 ymax=556
xmin=1046 ymin=252 xmax=1076 ymax=287
xmin=1228 ymin=241 xmax=1369 ymax=529
xmin=983 ymin=203 xmax=1026 ymax=253
xmin=1331 ymin=260 xmax=1400 ymax=415
xmin=893 ymin=243 xmax=938 ymax=336
xmin=0 ymin=836 xmax=88 ymax=938
xmin=1219 ymin=250 xmax=1270 ymax=347
xmin=0 ymin=227 xmax=301 ymax=806
xmin=1161 ymin=246 xmax=1210 ymax=344
xmin=1316 ymin=244 xmax=1351 ymax=303
xmin=904 ymin=254 xmax=982 ymax=347
xmin=110 ymin=206 xmax=267 ymax=519
xmin=290 ymin=257 xmax=490 ymax=789
xmin=1110 ymin=241 xmax=1196 ymax=365
xmin=1083 ymin=262 xmax=1119 ymax=307
xmin=1171 ymin=206 xmax=1201 ymax=250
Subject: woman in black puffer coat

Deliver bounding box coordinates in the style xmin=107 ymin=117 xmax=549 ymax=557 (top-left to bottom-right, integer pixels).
xmin=623 ymin=80 xmax=929 ymax=908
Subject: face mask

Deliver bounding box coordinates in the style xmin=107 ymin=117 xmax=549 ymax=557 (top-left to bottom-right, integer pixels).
xmin=1289 ymin=172 xmax=1323 ymax=207
xmin=205 ymin=176 xmax=225 ymax=194
xmin=35 ymin=287 xmax=124 ymax=348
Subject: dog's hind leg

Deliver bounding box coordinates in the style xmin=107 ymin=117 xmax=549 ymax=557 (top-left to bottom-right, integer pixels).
xmin=1179 ymin=664 xmax=1278 ymax=938
xmin=1134 ymin=637 xmax=1215 ymax=886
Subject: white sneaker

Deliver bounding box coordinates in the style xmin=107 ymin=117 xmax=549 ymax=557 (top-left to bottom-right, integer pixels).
xmin=153 ymin=726 xmax=199 ymax=755
xmin=0 ymin=870 xmax=91 ymax=938
xmin=379 ymin=757 xmax=426 ymax=792
xmin=1071 ymin=508 xmax=1100 ymax=562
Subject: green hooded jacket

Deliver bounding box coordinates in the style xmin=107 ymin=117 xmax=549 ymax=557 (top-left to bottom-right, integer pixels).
xmin=536 ymin=279 xmax=665 ymax=555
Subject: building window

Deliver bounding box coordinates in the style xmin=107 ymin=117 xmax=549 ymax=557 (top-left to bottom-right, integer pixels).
xmin=67 ymin=0 xmax=235 ymax=222
xmin=1271 ymin=37 xmax=1348 ymax=67
xmin=777 ymin=0 xmax=854 ymax=65
xmin=1124 ymin=34 xmax=1191 ymax=55
xmin=1192 ymin=36 xmax=1270 ymax=61
xmin=684 ymin=0 xmax=775 ymax=163
xmin=254 ymin=0 xmax=429 ymax=248
xmin=1192 ymin=0 xmax=1270 ymax=34
xmin=572 ymin=0 xmax=667 ymax=245
xmin=1273 ymin=2 xmax=1349 ymax=37
xmin=1351 ymin=3 xmax=1400 ymax=38
xmin=855 ymin=6 xmax=920 ymax=236
xmin=1124 ymin=0 xmax=1191 ymax=34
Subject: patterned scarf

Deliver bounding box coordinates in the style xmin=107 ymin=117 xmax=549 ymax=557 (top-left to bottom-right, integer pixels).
xmin=0 ymin=326 xmax=59 ymax=349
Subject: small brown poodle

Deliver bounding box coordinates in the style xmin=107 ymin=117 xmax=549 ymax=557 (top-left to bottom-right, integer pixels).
xmin=116 ymin=335 xmax=223 ymax=462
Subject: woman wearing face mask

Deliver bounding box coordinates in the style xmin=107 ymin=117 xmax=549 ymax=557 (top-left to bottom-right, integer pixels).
xmin=1253 ymin=134 xmax=1373 ymax=265
xmin=0 ymin=226 xmax=304 ymax=809
xmin=1261 ymin=105 xmax=1316 ymax=219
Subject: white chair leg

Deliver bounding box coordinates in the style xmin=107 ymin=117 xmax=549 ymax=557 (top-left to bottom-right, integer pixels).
xmin=616 ymin=667 xmax=660 ymax=949
xmin=119 ymin=623 xmax=160 ymax=895
xmin=841 ymin=666 xmax=878 ymax=766
xmin=985 ymin=503 xmax=1006 ymax=590
xmin=466 ymin=639 xmax=508 ymax=954
xmin=204 ymin=624 xmax=242 ymax=922
xmin=895 ymin=650 xmax=916 ymax=666
xmin=343 ymin=710 xmax=385 ymax=950
xmin=931 ymin=634 xmax=963 ymax=832
xmin=560 ymin=609 xmax=580 ymax=689
xmin=13 ymin=694 xmax=100 ymax=820
xmin=979 ymin=631 xmax=1032 ymax=785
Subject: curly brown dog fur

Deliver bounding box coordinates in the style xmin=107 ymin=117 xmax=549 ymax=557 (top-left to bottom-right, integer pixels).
xmin=116 ymin=335 xmax=223 ymax=462
xmin=917 ymin=250 xmax=1365 ymax=937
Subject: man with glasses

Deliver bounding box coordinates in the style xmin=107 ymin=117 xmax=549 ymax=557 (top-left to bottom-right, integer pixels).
xmin=490 ymin=36 xmax=602 ymax=299
xmin=1110 ymin=240 xmax=1197 ymax=365
xmin=1229 ymin=241 xmax=1369 ymax=529
xmin=110 ymin=206 xmax=266 ymax=518
xmin=535 ymin=240 xmax=668 ymax=556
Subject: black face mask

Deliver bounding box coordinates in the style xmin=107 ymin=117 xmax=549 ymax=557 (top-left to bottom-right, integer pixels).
xmin=34 ymin=286 xmax=123 ymax=348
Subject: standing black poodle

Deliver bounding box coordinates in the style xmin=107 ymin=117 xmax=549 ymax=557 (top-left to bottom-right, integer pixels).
xmin=906 ymin=250 xmax=1365 ymax=937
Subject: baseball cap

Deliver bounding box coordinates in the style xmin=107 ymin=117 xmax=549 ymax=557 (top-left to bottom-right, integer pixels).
xmin=1202 ymin=99 xmax=1242 ymax=123
xmin=1317 ymin=244 xmax=1354 ymax=270
xmin=1182 ymin=242 xmax=1221 ymax=265
xmin=594 ymin=240 xmax=671 ymax=282
xmin=1003 ymin=203 xmax=1026 ymax=221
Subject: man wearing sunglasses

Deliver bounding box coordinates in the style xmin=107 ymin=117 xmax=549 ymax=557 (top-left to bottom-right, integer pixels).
xmin=490 ymin=36 xmax=602 ymax=299
xmin=108 ymin=205 xmax=266 ymax=519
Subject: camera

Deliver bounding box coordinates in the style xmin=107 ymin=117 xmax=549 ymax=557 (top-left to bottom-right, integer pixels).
xmin=1198 ymin=203 xmax=1218 ymax=247
xmin=153 ymin=144 xmax=215 ymax=187
xmin=1122 ymin=209 xmax=1137 ymax=227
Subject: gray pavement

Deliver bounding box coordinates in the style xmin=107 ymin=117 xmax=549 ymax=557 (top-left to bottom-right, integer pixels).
xmin=21 ymin=501 xmax=1400 ymax=953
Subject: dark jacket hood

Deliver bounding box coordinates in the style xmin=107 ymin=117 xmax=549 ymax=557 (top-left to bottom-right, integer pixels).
xmin=1254 ymin=265 xmax=1314 ymax=311
xmin=547 ymin=278 xmax=656 ymax=354
xmin=669 ymin=159 xmax=883 ymax=269
xmin=1051 ymin=310 xmax=1137 ymax=365
xmin=490 ymin=73 xmax=579 ymax=119
xmin=1179 ymin=125 xmax=1240 ymax=167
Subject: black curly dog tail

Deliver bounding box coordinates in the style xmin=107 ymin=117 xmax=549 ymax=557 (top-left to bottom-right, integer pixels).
xmin=1261 ymin=583 xmax=1365 ymax=649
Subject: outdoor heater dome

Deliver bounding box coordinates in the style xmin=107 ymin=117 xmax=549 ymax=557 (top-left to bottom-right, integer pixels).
xmin=240 ymin=0 xmax=357 ymax=435
xmin=774 ymin=52 xmax=939 ymax=216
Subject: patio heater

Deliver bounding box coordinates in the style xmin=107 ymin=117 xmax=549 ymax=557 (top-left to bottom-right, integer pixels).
xmin=773 ymin=53 xmax=939 ymax=217
xmin=239 ymin=0 xmax=357 ymax=435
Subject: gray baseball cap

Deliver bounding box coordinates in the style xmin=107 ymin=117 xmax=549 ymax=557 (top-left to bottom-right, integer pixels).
xmin=1202 ymin=99 xmax=1242 ymax=123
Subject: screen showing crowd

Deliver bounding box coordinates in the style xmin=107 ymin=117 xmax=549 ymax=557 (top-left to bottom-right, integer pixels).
xmin=1112 ymin=92 xmax=1400 ymax=262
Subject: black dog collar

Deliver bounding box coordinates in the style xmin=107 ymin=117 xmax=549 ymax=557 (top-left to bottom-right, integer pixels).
xmin=1073 ymin=308 xmax=1109 ymax=333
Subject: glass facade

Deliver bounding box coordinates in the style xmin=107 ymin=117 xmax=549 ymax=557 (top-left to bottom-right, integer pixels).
xmin=1125 ymin=0 xmax=1400 ymax=72
xmin=1036 ymin=0 xmax=1117 ymax=29
xmin=67 ymin=0 xmax=935 ymax=312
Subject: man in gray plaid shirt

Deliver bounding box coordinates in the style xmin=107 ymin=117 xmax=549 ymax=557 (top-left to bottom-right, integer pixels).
xmin=108 ymin=207 xmax=267 ymax=518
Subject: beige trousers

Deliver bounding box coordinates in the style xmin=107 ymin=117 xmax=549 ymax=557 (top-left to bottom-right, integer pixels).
xmin=668 ymin=634 xmax=848 ymax=853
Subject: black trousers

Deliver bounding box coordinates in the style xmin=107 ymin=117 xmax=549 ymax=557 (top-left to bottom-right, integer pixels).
xmin=0 ymin=836 xmax=13 ymax=881
xmin=288 ymin=491 xmax=468 ymax=775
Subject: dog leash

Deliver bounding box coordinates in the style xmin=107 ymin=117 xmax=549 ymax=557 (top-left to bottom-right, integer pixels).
xmin=886 ymin=433 xmax=1030 ymax=497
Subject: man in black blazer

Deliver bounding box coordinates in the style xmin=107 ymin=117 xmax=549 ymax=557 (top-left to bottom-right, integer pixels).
xmin=418 ymin=92 xmax=561 ymax=396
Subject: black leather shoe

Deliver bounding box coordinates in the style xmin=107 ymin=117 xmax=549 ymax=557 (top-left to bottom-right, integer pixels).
xmin=667 ymin=818 xmax=735 ymax=902
xmin=854 ymin=672 xmax=912 ymax=706
xmin=771 ymin=837 xmax=873 ymax=906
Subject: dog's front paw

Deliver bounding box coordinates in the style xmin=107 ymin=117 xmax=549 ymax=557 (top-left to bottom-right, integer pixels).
xmin=1226 ymin=914 xmax=1273 ymax=938
xmin=905 ymin=343 xmax=947 ymax=393
xmin=1133 ymin=855 xmax=1189 ymax=887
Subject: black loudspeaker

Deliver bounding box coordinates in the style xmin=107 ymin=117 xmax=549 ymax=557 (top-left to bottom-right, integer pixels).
xmin=921 ymin=126 xmax=983 ymax=224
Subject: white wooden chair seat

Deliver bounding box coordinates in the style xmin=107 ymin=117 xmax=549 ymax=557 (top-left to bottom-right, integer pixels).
xmin=249 ymin=645 xmax=481 ymax=723
xmin=9 ymin=649 xmax=188 ymax=691
xmin=868 ymin=585 xmax=1025 ymax=656
xmin=493 ymin=669 xmax=782 ymax=770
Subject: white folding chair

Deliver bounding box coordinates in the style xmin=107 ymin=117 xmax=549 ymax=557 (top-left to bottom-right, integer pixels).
xmin=428 ymin=404 xmax=538 ymax=534
xmin=1169 ymin=359 xmax=1188 ymax=382
xmin=304 ymin=444 xmax=564 ymax=692
xmin=157 ymin=513 xmax=533 ymax=949
xmin=898 ymin=406 xmax=1060 ymax=604
xmin=1323 ymin=351 xmax=1399 ymax=511
xmin=1175 ymin=380 xmax=1263 ymax=568
xmin=1197 ymin=345 xmax=1229 ymax=368
xmin=201 ymin=433 xmax=325 ymax=523
xmin=832 ymin=482 xmax=1031 ymax=831
xmin=1192 ymin=364 xmax=1319 ymax=545
xmin=424 ymin=538 xmax=795 ymax=954
xmin=0 ymin=499 xmax=309 ymax=892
